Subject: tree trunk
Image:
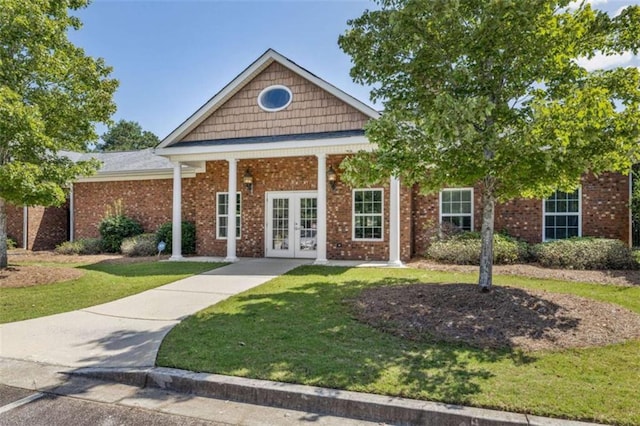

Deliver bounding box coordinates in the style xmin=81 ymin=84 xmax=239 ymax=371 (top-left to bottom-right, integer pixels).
xmin=0 ymin=197 xmax=7 ymax=269
xmin=478 ymin=181 xmax=496 ymax=292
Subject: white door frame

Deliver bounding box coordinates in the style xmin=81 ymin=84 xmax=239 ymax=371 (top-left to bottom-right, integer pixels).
xmin=265 ymin=191 xmax=318 ymax=258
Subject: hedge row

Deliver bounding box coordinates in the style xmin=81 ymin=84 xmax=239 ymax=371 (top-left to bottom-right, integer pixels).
xmin=426 ymin=233 xmax=638 ymax=270
xmin=533 ymin=237 xmax=636 ymax=270
xmin=55 ymin=220 xmax=196 ymax=257
xmin=427 ymin=232 xmax=530 ymax=265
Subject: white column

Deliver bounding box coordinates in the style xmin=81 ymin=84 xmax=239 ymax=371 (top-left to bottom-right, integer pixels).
xmin=225 ymin=158 xmax=239 ymax=262
xmin=314 ymin=154 xmax=328 ymax=264
xmin=22 ymin=205 xmax=28 ymax=249
xmin=69 ymin=184 xmax=74 ymax=242
xmin=170 ymin=162 xmax=183 ymax=260
xmin=388 ymin=175 xmax=403 ymax=266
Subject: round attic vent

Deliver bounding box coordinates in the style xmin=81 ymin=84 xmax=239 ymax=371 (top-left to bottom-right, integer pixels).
xmin=258 ymin=85 xmax=292 ymax=112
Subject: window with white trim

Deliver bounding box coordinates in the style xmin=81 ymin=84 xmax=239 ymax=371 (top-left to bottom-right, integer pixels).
xmin=543 ymin=189 xmax=581 ymax=241
xmin=353 ymin=189 xmax=383 ymax=240
xmin=216 ymin=192 xmax=241 ymax=239
xmin=440 ymin=188 xmax=473 ymax=231
xmin=257 ymin=85 xmax=292 ymax=112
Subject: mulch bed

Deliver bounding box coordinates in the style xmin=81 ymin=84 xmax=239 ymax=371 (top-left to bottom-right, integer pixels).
xmin=409 ymin=259 xmax=640 ymax=286
xmin=7 ymin=250 xmax=167 ymax=265
xmin=0 ymin=265 xmax=85 ymax=288
xmin=352 ymin=283 xmax=640 ymax=351
xmin=1 ymin=251 xmax=169 ymax=289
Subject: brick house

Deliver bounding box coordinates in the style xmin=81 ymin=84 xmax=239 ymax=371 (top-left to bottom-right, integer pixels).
xmin=150 ymin=49 xmax=631 ymax=263
xmin=10 ymin=49 xmax=631 ymax=259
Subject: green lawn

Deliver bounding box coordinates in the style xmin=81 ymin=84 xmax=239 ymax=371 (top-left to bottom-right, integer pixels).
xmin=0 ymin=261 xmax=223 ymax=323
xmin=157 ymin=266 xmax=640 ymax=425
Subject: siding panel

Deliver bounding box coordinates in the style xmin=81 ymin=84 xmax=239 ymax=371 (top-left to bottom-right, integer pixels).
xmin=179 ymin=62 xmax=370 ymax=143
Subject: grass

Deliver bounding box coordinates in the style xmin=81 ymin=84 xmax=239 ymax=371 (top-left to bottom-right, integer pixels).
xmin=0 ymin=261 xmax=223 ymax=323
xmin=157 ymin=266 xmax=640 ymax=425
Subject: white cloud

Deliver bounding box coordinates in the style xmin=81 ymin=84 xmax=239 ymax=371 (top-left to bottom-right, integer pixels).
xmin=567 ymin=0 xmax=609 ymax=10
xmin=576 ymin=51 xmax=635 ymax=71
xmin=613 ymin=6 xmax=626 ymax=16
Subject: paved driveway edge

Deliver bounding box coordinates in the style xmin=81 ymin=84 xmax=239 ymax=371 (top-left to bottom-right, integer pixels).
xmin=69 ymin=367 xmax=599 ymax=426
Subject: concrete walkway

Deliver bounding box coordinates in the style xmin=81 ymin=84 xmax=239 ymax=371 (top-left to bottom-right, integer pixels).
xmin=0 ymin=258 xmax=310 ymax=368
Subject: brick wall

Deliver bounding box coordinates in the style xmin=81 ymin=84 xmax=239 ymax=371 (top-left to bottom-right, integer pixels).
xmin=325 ymin=155 xmax=412 ymax=261
xmin=582 ymin=172 xmax=630 ymax=243
xmin=411 ymin=188 xmax=438 ymax=257
xmin=73 ymin=179 xmax=196 ymax=239
xmin=411 ymin=171 xmax=630 ymax=254
xmin=70 ymin=167 xmax=629 ymax=259
xmin=494 ymin=198 xmax=542 ymax=243
xmin=5 ymin=204 xmax=24 ymax=248
xmin=495 ymin=172 xmax=629 ymax=244
xmin=5 ymin=204 xmax=68 ymax=250
xmin=28 ymin=205 xmax=69 ymax=250
xmin=186 ymin=155 xmax=411 ymax=261
xmin=411 ymin=184 xmax=483 ymax=256
xmin=180 ymin=62 xmax=371 ymax=143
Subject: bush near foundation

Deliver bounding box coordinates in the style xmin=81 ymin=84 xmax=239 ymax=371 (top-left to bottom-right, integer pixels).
xmin=99 ymin=215 xmax=144 ymax=253
xmin=532 ymin=237 xmax=638 ymax=270
xmin=6 ymin=236 xmax=17 ymax=250
xmin=55 ymin=238 xmax=103 ymax=255
xmin=121 ymin=233 xmax=157 ymax=257
xmin=426 ymin=232 xmax=530 ymax=265
xmin=156 ymin=221 xmax=196 ymax=255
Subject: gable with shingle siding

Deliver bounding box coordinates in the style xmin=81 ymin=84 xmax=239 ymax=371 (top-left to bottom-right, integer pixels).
xmin=179 ymin=62 xmax=371 ymax=143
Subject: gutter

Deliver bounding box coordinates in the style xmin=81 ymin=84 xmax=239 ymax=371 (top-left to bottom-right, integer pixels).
xmin=75 ymin=167 xmax=198 ymax=183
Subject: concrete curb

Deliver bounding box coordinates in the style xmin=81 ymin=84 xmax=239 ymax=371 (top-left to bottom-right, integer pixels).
xmin=69 ymin=367 xmax=600 ymax=426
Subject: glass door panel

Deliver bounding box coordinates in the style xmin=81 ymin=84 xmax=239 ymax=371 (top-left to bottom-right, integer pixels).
xmin=297 ymin=197 xmax=317 ymax=255
xmin=271 ymin=198 xmax=289 ymax=251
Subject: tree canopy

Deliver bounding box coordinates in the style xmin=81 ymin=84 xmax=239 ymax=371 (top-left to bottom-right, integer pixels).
xmin=98 ymin=119 xmax=160 ymax=152
xmin=339 ymin=0 xmax=640 ymax=289
xmin=0 ymin=0 xmax=118 ymax=267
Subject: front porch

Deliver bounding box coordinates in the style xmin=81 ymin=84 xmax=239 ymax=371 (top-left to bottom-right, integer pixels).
xmin=161 ymin=149 xmax=406 ymax=266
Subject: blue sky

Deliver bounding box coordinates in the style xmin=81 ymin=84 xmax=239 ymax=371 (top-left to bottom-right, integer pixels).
xmin=69 ymin=0 xmax=375 ymax=140
xmin=68 ymin=0 xmax=639 ymax=142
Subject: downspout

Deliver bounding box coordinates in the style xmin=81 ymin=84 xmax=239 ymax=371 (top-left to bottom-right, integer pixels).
xmin=22 ymin=205 xmax=28 ymax=249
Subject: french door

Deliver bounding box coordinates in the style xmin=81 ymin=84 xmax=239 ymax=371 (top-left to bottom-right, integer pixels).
xmin=266 ymin=192 xmax=317 ymax=258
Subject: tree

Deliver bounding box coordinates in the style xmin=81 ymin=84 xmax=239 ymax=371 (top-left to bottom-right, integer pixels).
xmin=98 ymin=119 xmax=159 ymax=152
xmin=339 ymin=0 xmax=640 ymax=291
xmin=0 ymin=0 xmax=118 ymax=268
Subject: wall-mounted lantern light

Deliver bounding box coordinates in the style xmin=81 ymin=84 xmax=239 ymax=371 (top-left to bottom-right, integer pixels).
xmin=327 ymin=165 xmax=337 ymax=192
xmin=243 ymin=169 xmax=254 ymax=194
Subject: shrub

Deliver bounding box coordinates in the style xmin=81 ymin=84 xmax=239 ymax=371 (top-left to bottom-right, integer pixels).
xmin=156 ymin=221 xmax=196 ymax=255
xmin=99 ymin=215 xmax=144 ymax=253
xmin=532 ymin=237 xmax=638 ymax=270
xmin=420 ymin=219 xmax=464 ymax=247
xmin=426 ymin=232 xmax=529 ymax=265
xmin=6 ymin=236 xmax=17 ymax=250
xmin=55 ymin=238 xmax=103 ymax=255
xmin=121 ymin=233 xmax=157 ymax=257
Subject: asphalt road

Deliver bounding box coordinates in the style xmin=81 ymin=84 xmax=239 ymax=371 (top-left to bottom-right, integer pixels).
xmin=0 ymin=384 xmax=224 ymax=426
xmin=0 ymin=383 xmax=380 ymax=426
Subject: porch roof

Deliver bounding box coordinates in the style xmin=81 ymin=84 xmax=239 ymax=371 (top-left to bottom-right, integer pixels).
xmin=174 ymin=130 xmax=365 ymax=148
